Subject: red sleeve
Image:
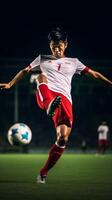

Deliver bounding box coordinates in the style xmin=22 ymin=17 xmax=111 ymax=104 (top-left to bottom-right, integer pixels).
xmin=81 ymin=67 xmax=90 ymax=74
xmin=27 ymin=64 xmax=32 ymax=72
xmin=28 ymin=64 xmax=32 ymax=70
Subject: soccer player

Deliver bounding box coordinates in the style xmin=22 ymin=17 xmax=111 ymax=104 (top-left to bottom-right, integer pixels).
xmin=97 ymin=121 xmax=110 ymax=155
xmin=0 ymin=27 xmax=112 ymax=183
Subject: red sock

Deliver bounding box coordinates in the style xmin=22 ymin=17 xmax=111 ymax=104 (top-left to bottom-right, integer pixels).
xmin=40 ymin=144 xmax=65 ymax=176
xmin=38 ymin=83 xmax=53 ymax=110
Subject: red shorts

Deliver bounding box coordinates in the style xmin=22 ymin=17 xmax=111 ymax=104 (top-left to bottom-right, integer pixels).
xmin=36 ymin=90 xmax=73 ymax=128
xmin=98 ymin=139 xmax=108 ymax=147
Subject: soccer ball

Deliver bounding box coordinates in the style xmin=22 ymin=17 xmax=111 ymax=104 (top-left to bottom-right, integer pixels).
xmin=7 ymin=123 xmax=32 ymax=145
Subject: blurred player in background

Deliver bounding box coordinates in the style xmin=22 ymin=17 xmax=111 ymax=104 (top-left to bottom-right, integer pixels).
xmin=97 ymin=121 xmax=110 ymax=155
xmin=81 ymin=139 xmax=87 ymax=153
xmin=0 ymin=27 xmax=112 ymax=183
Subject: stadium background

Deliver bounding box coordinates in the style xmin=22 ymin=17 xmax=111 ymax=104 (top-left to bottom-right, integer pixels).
xmin=0 ymin=58 xmax=112 ymax=152
xmin=0 ymin=1 xmax=112 ymax=152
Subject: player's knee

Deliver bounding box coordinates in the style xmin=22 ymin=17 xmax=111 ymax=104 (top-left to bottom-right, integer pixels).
xmin=57 ymin=134 xmax=69 ymax=146
xmin=37 ymin=74 xmax=48 ymax=83
xmin=56 ymin=125 xmax=71 ymax=147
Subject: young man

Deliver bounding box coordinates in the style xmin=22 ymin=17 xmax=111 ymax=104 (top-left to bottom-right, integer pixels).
xmin=0 ymin=27 xmax=112 ymax=183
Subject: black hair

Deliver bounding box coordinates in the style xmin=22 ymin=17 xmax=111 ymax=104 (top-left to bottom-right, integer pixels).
xmin=48 ymin=27 xmax=67 ymax=43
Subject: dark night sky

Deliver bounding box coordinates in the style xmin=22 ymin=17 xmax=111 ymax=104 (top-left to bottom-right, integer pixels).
xmin=0 ymin=1 xmax=112 ymax=60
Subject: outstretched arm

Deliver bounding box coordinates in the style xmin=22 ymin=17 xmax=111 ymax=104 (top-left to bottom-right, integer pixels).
xmin=87 ymin=69 xmax=112 ymax=85
xmin=0 ymin=67 xmax=30 ymax=89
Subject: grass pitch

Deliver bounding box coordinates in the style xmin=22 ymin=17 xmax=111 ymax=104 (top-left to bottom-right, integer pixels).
xmin=0 ymin=153 xmax=112 ymax=200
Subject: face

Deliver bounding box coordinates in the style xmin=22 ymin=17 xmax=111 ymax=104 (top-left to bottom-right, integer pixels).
xmin=49 ymin=40 xmax=68 ymax=58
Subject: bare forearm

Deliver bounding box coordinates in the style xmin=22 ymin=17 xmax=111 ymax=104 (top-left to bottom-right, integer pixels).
xmin=96 ymin=72 xmax=112 ymax=85
xmin=0 ymin=67 xmax=29 ymax=90
xmin=88 ymin=69 xmax=112 ymax=85
xmin=9 ymin=69 xmax=28 ymax=87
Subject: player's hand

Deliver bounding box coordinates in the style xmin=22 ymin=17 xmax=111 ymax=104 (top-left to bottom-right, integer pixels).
xmin=0 ymin=83 xmax=11 ymax=90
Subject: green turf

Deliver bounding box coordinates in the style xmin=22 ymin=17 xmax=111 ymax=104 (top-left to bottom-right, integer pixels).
xmin=0 ymin=153 xmax=112 ymax=200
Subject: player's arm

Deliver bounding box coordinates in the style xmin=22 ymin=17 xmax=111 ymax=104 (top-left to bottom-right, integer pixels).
xmin=87 ymin=69 xmax=112 ymax=85
xmin=0 ymin=67 xmax=30 ymax=90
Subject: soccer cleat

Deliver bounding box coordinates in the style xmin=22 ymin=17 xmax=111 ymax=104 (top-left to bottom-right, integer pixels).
xmin=37 ymin=174 xmax=47 ymax=184
xmin=47 ymin=96 xmax=62 ymax=117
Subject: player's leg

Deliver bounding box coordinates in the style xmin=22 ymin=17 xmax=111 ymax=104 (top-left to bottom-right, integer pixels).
xmin=37 ymin=92 xmax=73 ymax=183
xmin=37 ymin=124 xmax=71 ymax=183
xmin=37 ymin=74 xmax=61 ymax=116
xmin=102 ymin=140 xmax=108 ymax=155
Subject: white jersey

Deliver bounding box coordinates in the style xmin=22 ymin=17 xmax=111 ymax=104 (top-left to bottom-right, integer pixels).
xmin=29 ymin=55 xmax=88 ymax=103
xmin=97 ymin=125 xmax=109 ymax=140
